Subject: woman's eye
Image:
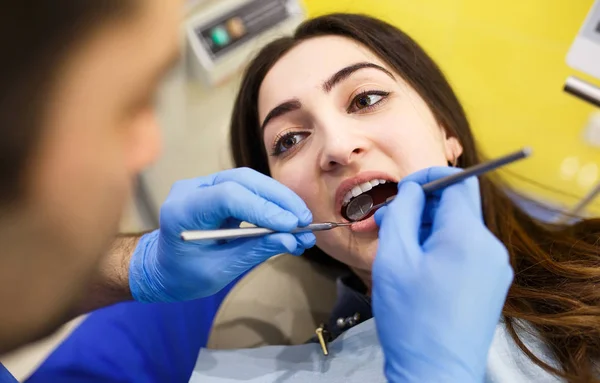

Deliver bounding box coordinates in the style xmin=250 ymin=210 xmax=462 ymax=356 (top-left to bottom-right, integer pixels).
xmin=355 ymin=94 xmax=382 ymax=109
xmin=272 ymin=132 xmax=309 ymax=156
xmin=348 ymin=91 xmax=390 ymax=113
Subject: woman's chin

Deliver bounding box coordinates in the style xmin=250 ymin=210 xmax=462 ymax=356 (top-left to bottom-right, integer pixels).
xmin=350 ymin=215 xmax=378 ymax=233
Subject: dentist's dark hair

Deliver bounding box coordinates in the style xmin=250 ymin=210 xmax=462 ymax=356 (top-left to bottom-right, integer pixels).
xmin=230 ymin=13 xmax=600 ymax=382
xmin=0 ymin=1 xmax=139 ymax=207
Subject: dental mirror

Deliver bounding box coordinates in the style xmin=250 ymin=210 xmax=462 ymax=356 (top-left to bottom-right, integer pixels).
xmin=346 ymin=194 xmax=376 ymax=221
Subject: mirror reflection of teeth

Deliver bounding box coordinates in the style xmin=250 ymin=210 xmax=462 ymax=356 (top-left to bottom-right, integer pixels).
xmin=343 ymin=179 xmax=388 ymax=205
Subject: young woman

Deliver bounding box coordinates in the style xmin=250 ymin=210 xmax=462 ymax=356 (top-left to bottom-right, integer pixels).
xmin=230 ymin=13 xmax=600 ymax=382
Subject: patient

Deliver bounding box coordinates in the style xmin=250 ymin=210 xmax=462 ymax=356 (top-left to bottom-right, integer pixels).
xmin=229 ymin=13 xmax=600 ymax=382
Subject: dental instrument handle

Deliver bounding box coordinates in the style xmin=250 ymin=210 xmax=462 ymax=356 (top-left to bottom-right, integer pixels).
xmin=180 ymin=222 xmax=350 ymax=242
xmin=377 ymin=147 xmax=532 ymax=209
xmin=423 ymin=147 xmax=532 ymax=193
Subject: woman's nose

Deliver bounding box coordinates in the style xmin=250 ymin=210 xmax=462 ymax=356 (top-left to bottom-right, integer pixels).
xmin=319 ymin=134 xmax=366 ymax=171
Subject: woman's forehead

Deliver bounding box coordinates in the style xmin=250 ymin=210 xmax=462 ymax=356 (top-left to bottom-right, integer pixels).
xmin=257 ymin=36 xmax=390 ymax=117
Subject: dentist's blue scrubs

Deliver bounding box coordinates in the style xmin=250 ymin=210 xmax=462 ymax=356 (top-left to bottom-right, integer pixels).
xmin=0 ymin=285 xmax=233 ymax=383
xmin=0 ymin=366 xmax=16 ymax=383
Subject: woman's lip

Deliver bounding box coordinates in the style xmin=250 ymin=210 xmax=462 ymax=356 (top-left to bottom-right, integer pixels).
xmin=350 ymin=215 xmax=378 ymax=233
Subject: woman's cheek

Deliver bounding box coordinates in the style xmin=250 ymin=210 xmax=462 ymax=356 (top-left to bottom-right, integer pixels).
xmin=272 ymin=168 xmax=314 ymax=202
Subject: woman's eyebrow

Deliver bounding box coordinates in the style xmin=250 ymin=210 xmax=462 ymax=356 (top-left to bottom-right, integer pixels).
xmin=322 ymin=62 xmax=395 ymax=93
xmin=261 ymin=63 xmax=393 ymax=131
xmin=261 ymin=99 xmax=302 ymax=131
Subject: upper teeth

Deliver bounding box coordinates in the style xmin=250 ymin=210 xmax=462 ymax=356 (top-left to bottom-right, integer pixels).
xmin=343 ymin=179 xmax=387 ymax=205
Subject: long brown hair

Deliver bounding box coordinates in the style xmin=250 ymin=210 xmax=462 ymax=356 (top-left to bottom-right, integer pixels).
xmin=230 ymin=13 xmax=600 ymax=381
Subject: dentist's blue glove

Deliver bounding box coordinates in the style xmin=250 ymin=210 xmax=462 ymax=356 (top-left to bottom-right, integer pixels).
xmin=129 ymin=168 xmax=316 ymax=303
xmin=373 ymin=167 xmax=513 ymax=383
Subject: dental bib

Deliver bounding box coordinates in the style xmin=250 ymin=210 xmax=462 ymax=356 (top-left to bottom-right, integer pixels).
xmin=190 ymin=318 xmax=563 ymax=383
xmin=190 ymin=318 xmax=385 ymax=383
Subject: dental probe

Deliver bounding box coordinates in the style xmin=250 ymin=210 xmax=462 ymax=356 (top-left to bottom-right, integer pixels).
xmin=181 ymin=147 xmax=532 ymax=242
xmin=181 ymin=222 xmax=352 ymax=242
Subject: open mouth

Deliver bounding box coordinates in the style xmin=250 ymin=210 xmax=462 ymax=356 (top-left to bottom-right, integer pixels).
xmin=341 ymin=179 xmax=398 ymax=222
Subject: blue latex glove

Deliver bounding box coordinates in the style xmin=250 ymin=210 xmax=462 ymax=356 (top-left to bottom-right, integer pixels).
xmin=372 ymin=167 xmax=513 ymax=383
xmin=129 ymin=168 xmax=316 ymax=303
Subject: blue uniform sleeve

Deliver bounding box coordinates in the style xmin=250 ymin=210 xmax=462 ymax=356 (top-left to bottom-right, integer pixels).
xmin=0 ymin=363 xmax=18 ymax=383
xmin=25 ymin=285 xmax=232 ymax=383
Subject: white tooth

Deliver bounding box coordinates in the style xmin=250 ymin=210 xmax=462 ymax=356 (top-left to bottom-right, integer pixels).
xmin=343 ymin=193 xmax=352 ymax=204
xmin=359 ymin=181 xmax=373 ymax=192
xmin=351 ymin=185 xmax=363 ymax=197
xmin=379 ymin=179 xmax=387 ymax=184
xmin=345 ymin=191 xmax=354 ymax=201
xmin=370 ymin=179 xmax=380 ymax=187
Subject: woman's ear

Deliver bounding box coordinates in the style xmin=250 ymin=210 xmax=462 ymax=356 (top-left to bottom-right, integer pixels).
xmin=444 ymin=136 xmax=463 ymax=167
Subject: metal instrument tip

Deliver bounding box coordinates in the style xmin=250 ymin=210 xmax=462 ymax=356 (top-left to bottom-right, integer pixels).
xmin=522 ymin=146 xmax=533 ymax=157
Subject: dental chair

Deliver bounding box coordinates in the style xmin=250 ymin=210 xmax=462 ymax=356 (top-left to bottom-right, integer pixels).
xmin=206 ymin=254 xmax=340 ymax=349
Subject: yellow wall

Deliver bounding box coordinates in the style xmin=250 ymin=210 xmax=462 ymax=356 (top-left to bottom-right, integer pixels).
xmin=302 ymin=0 xmax=600 ymax=214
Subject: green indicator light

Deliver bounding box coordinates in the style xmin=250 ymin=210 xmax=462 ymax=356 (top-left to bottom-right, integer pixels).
xmin=211 ymin=26 xmax=230 ymax=46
